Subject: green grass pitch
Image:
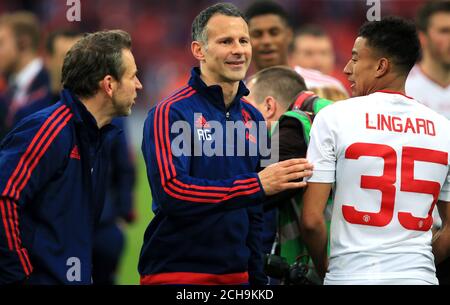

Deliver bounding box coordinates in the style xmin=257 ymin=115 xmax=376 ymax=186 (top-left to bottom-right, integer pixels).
xmin=117 ymin=154 xmax=154 ymax=285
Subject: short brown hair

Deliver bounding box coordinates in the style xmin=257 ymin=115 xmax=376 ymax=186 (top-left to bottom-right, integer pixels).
xmin=61 ymin=30 xmax=132 ymax=98
xmin=0 ymin=11 xmax=41 ymax=51
xmin=417 ymin=0 xmax=450 ymax=32
xmin=248 ymin=66 xmax=307 ymax=109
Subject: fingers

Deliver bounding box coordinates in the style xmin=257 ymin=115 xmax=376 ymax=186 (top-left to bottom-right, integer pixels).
xmin=258 ymin=158 xmax=315 ymax=195
xmin=283 ymin=170 xmax=313 ymax=182
xmin=278 ymin=158 xmax=310 ymax=167
xmin=262 ymin=160 xmax=314 ymax=181
xmin=281 ymin=181 xmax=308 ymax=189
xmin=284 ymin=163 xmax=313 ymax=173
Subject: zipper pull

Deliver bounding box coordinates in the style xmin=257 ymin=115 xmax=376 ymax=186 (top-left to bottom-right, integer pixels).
xmin=226 ymin=112 xmax=230 ymax=120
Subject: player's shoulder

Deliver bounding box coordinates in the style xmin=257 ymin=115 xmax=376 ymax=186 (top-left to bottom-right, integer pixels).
xmin=2 ymin=102 xmax=73 ymax=152
xmin=315 ymin=95 xmax=364 ymax=118
xmin=419 ymin=103 xmax=450 ymax=126
xmin=402 ymin=95 xmax=450 ymax=132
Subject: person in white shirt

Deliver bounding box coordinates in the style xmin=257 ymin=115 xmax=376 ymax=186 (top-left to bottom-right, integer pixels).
xmin=406 ymin=1 xmax=450 ymax=118
xmin=301 ymin=17 xmax=450 ymax=285
xmin=406 ymin=0 xmax=450 ymax=284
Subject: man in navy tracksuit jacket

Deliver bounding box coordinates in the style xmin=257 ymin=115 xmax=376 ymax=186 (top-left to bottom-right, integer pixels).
xmin=0 ymin=30 xmax=142 ymax=284
xmin=0 ymin=89 xmax=118 ymax=284
xmin=138 ymin=3 xmax=313 ymax=285
xmin=139 ymin=68 xmax=267 ymax=285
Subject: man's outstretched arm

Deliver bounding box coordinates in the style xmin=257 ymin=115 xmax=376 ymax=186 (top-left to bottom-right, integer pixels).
xmin=300 ymin=182 xmax=332 ymax=280
xmin=433 ymin=201 xmax=450 ymax=265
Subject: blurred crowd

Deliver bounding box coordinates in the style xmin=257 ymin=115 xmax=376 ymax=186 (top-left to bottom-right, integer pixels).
xmin=0 ymin=0 xmax=426 ymax=108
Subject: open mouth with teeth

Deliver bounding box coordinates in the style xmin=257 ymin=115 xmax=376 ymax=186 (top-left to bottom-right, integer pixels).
xmin=258 ymin=49 xmax=277 ymax=58
xmin=226 ymin=61 xmax=245 ymax=67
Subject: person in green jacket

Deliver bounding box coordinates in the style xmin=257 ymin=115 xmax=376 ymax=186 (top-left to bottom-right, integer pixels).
xmin=247 ymin=65 xmax=333 ymax=284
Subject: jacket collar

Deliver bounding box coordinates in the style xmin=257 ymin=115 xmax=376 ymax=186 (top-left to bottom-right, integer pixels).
xmin=188 ymin=67 xmax=249 ymax=110
xmin=59 ymin=89 xmax=118 ymax=139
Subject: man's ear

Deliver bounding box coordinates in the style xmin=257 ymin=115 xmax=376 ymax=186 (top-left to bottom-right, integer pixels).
xmin=16 ymin=36 xmax=29 ymax=52
xmin=286 ymin=27 xmax=294 ymax=46
xmin=375 ymin=57 xmax=389 ymax=78
xmin=191 ymin=41 xmax=206 ymax=61
xmin=99 ymin=75 xmax=115 ymax=98
xmin=418 ymin=31 xmax=428 ymax=50
xmin=264 ymin=96 xmax=277 ymax=120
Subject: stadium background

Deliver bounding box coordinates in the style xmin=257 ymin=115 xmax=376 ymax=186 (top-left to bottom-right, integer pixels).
xmin=0 ymin=0 xmax=428 ymax=284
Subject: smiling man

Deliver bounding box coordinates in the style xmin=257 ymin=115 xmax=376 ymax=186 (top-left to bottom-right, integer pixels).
xmin=301 ymin=17 xmax=450 ymax=285
xmin=138 ymin=2 xmax=313 ymax=285
xmin=245 ymin=1 xmax=292 ymax=72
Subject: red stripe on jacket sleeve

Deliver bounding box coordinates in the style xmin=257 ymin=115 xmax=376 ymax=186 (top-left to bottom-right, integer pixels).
xmin=153 ymin=87 xmax=193 ymax=185
xmin=2 ymin=105 xmax=68 ymax=198
xmin=0 ymin=198 xmax=31 ymax=276
xmin=153 ymin=89 xmax=262 ymax=203
xmin=14 ymin=112 xmax=73 ymax=200
xmin=0 ymin=198 xmax=13 ymax=250
xmin=157 ymin=88 xmax=195 ymax=181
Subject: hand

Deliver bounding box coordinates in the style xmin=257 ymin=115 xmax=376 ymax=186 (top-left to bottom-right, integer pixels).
xmin=258 ymin=158 xmax=313 ymax=196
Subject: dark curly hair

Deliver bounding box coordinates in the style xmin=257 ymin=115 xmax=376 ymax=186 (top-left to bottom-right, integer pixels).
xmin=358 ymin=16 xmax=420 ymax=75
xmin=245 ymin=0 xmax=291 ymax=27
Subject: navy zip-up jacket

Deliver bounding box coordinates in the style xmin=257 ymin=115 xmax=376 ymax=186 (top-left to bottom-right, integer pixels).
xmin=13 ymin=94 xmax=136 ymax=225
xmin=139 ymin=68 xmax=268 ymax=285
xmin=0 ymin=89 xmax=119 ymax=284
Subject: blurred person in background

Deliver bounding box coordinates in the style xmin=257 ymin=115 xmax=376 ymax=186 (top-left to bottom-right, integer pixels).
xmin=289 ymin=25 xmax=335 ymax=75
xmin=246 ymin=1 xmax=347 ymax=101
xmin=406 ymin=0 xmax=450 ymax=117
xmin=309 ymin=86 xmax=349 ymax=102
xmin=406 ymin=0 xmax=450 ymax=285
xmin=246 ymin=66 xmax=332 ymax=284
xmin=246 ymin=0 xmax=292 ymax=73
xmin=289 ymin=24 xmax=351 ymax=95
xmin=0 ymin=11 xmax=50 ymax=140
xmin=245 ymin=0 xmax=345 ymax=266
xmin=245 ymin=0 xmax=294 ymax=259
xmin=13 ymin=29 xmax=82 ymax=124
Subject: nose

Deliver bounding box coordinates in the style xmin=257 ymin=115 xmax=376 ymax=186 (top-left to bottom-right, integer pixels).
xmin=260 ymin=32 xmax=272 ymax=45
xmin=231 ymin=40 xmax=245 ymax=55
xmin=343 ymin=60 xmax=352 ymax=76
xmin=135 ymin=76 xmax=143 ymax=90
